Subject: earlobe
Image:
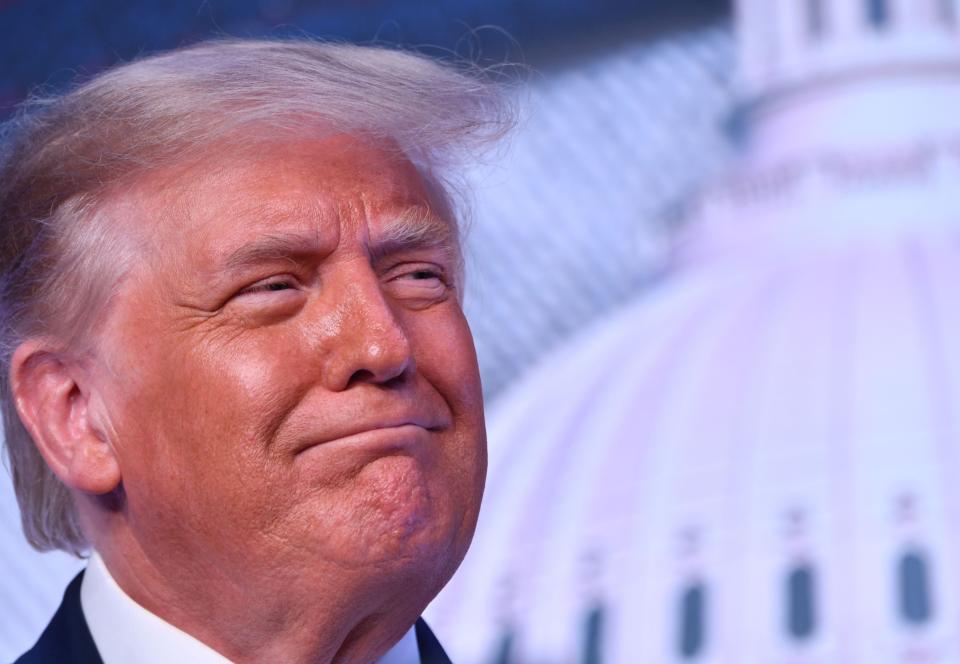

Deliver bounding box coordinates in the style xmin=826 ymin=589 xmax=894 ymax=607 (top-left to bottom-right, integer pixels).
xmin=10 ymin=340 xmax=121 ymax=495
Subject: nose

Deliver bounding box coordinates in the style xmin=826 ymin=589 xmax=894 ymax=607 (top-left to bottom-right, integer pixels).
xmin=320 ymin=269 xmax=414 ymax=392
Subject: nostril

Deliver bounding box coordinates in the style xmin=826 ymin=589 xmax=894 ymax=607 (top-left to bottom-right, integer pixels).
xmin=345 ymin=367 xmax=408 ymax=390
xmin=345 ymin=368 xmax=376 ymax=388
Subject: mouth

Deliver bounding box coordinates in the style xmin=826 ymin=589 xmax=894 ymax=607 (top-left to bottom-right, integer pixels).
xmin=295 ymin=422 xmax=443 ymax=457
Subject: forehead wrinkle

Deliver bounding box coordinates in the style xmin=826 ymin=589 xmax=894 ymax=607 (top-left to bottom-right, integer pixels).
xmin=215 ymin=200 xmax=333 ymax=272
xmin=226 ymin=198 xmax=329 ymax=237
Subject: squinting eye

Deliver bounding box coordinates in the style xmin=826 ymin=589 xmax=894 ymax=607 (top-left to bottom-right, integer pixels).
xmin=409 ymin=270 xmax=442 ymax=281
xmin=380 ymin=260 xmax=453 ymax=305
xmin=237 ymin=279 xmax=296 ymax=296
xmin=386 ymin=265 xmax=451 ymax=306
xmin=394 ymin=268 xmax=447 ymax=287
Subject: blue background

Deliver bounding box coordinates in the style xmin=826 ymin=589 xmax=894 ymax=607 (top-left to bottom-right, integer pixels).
xmin=0 ymin=0 xmax=726 ymax=118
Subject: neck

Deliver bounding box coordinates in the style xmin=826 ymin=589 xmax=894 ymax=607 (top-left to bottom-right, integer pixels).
xmin=88 ymin=526 xmax=429 ymax=664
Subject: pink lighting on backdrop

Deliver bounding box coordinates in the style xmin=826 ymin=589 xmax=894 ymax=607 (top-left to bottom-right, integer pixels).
xmin=428 ymin=0 xmax=960 ymax=662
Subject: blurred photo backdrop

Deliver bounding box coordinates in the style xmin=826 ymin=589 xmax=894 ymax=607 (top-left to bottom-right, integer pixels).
xmin=7 ymin=1 xmax=960 ymax=663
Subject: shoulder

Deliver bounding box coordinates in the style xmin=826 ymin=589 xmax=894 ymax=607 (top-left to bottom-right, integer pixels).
xmin=14 ymin=572 xmax=102 ymax=664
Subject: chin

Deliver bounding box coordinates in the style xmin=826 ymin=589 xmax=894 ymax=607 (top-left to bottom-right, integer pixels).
xmin=342 ymin=456 xmax=466 ymax=563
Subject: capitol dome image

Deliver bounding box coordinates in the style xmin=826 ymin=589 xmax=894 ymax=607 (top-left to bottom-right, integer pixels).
xmin=427 ymin=0 xmax=960 ymax=662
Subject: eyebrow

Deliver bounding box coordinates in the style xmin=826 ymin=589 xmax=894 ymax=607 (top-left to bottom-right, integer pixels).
xmin=219 ymin=206 xmax=458 ymax=276
xmin=222 ymin=232 xmax=323 ymax=273
xmin=368 ymin=207 xmax=459 ymax=264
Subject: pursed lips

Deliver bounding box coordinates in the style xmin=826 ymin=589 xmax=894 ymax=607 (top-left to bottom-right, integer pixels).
xmin=294 ymin=414 xmax=448 ymax=455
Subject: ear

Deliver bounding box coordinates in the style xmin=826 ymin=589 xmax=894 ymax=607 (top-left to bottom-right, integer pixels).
xmin=10 ymin=340 xmax=121 ymax=495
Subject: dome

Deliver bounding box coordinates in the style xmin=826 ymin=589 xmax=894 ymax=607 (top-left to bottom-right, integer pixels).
xmin=429 ymin=198 xmax=960 ymax=661
xmin=427 ymin=1 xmax=960 ymax=661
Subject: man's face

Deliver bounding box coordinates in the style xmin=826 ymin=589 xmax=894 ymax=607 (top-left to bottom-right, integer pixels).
xmin=90 ymin=136 xmax=486 ymax=605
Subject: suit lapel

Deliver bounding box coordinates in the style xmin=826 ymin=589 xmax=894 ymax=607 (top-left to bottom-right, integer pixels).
xmin=414 ymin=618 xmax=452 ymax=664
xmin=15 ymin=571 xmax=103 ymax=664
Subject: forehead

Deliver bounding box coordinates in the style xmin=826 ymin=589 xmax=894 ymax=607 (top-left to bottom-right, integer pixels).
xmin=125 ymin=135 xmax=457 ymax=257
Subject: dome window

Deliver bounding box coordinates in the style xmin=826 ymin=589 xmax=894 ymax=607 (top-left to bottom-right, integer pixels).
xmin=581 ymin=604 xmax=606 ymax=664
xmin=898 ymin=549 xmax=934 ymax=626
xmin=677 ymin=581 xmax=707 ymax=659
xmin=807 ymin=0 xmax=827 ymax=39
xmin=491 ymin=627 xmax=516 ymax=664
xmin=940 ymin=0 xmax=956 ymax=26
xmin=785 ymin=564 xmax=818 ymax=640
xmin=866 ymin=0 xmax=891 ymax=29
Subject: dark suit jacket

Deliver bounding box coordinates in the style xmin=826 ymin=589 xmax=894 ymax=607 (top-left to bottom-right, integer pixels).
xmin=15 ymin=572 xmax=452 ymax=664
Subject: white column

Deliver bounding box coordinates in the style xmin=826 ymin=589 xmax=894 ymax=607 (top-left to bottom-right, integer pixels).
xmin=795 ymin=0 xmax=830 ymax=78
xmin=776 ymin=0 xmax=804 ymax=78
xmin=893 ymin=0 xmax=934 ymax=30
xmin=733 ymin=0 xmax=757 ymax=91
xmin=893 ymin=0 xmax=921 ymax=25
xmin=832 ymin=0 xmax=864 ymax=40
xmin=734 ymin=0 xmax=777 ymax=95
xmin=926 ymin=0 xmax=946 ymax=25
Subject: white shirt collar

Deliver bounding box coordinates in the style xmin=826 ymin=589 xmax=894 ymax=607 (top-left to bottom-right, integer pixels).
xmin=80 ymin=552 xmax=420 ymax=664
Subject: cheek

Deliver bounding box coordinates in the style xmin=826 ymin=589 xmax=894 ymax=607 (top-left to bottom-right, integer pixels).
xmin=407 ymin=308 xmax=487 ymax=488
xmin=408 ymin=307 xmax=483 ymax=411
xmin=172 ymin=329 xmax=316 ymax=473
xmin=104 ymin=319 xmax=309 ymax=506
xmin=202 ymin=338 xmax=305 ymax=431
